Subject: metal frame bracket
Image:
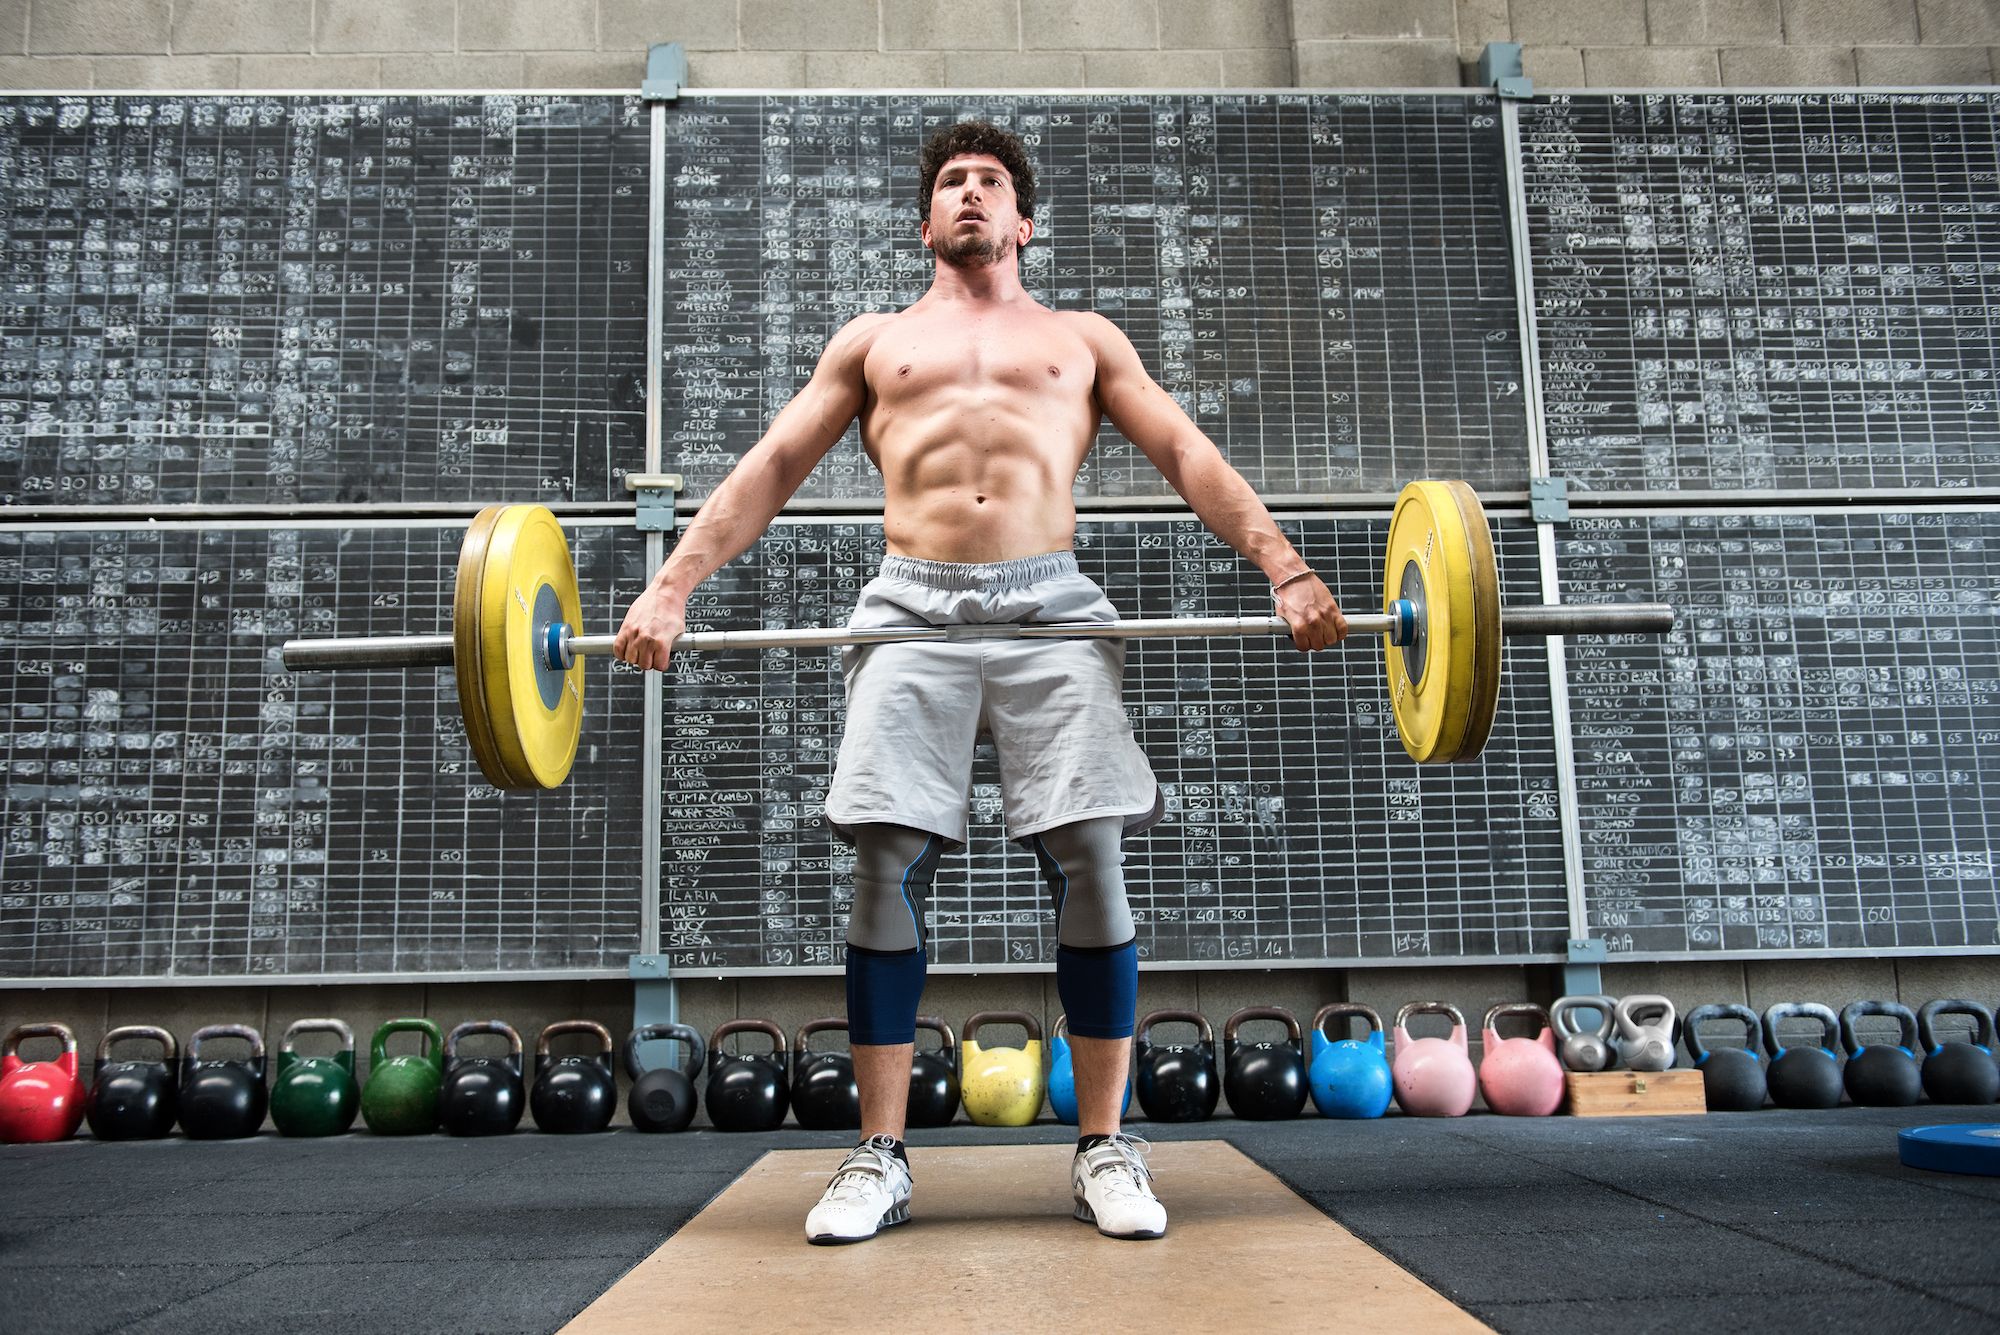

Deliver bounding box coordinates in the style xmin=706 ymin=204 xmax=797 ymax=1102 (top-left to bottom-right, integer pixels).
xmin=1562 ymin=937 xmax=1608 ymax=996
xmin=630 ymin=953 xmax=678 ymax=1026
xmin=625 ymin=472 xmax=684 ymax=533
xmin=642 ymin=42 xmax=688 ymax=101
xmin=1530 ymin=475 xmax=1570 ymax=523
xmin=1478 ymin=42 xmax=1534 ymax=100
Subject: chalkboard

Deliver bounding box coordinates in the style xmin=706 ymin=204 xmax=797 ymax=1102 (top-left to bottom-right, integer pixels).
xmin=0 ymin=94 xmax=650 ymax=509
xmin=1523 ymin=91 xmax=2000 ymax=493
xmin=661 ymin=93 xmax=1530 ymax=502
xmin=1556 ymin=508 xmax=2000 ymax=955
xmin=660 ymin=512 xmax=1566 ymax=971
xmin=0 ymin=522 xmax=648 ymax=979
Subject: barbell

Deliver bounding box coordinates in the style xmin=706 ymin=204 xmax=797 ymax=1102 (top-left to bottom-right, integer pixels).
xmin=279 ymin=480 xmax=1674 ymax=791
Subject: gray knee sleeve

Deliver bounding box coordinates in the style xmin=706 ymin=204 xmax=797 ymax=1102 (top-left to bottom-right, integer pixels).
xmin=846 ymin=823 xmax=947 ymax=953
xmin=1028 ymin=816 xmax=1134 ymax=949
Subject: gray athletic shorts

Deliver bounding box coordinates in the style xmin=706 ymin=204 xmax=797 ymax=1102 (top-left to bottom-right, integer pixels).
xmin=823 ymin=551 xmax=1164 ymax=848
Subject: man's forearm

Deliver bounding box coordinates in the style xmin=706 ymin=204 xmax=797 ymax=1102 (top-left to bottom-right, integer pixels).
xmin=1166 ymin=438 xmax=1313 ymax=587
xmin=646 ymin=460 xmax=800 ymax=602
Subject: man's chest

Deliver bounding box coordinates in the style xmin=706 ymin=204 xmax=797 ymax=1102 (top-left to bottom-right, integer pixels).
xmin=864 ymin=315 xmax=1097 ymax=406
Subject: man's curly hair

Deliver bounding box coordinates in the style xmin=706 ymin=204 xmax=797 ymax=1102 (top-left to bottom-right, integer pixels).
xmin=917 ymin=120 xmax=1037 ymax=227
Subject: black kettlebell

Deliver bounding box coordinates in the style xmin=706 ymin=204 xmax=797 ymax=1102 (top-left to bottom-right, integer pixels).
xmin=791 ymin=1017 xmax=861 ymax=1131
xmin=1916 ymin=999 xmax=2000 ymax=1105
xmin=440 ymin=1021 xmax=526 ymax=1136
xmin=1839 ymin=1000 xmax=1923 ymax=1108
xmin=1762 ymin=1002 xmax=1844 ymax=1109
xmin=907 ymin=1015 xmax=961 ymax=1128
xmin=87 ymin=1026 xmax=180 ymax=1141
xmin=530 ymin=1021 xmax=617 ymax=1134
xmin=1683 ymin=1004 xmax=1767 ymax=1112
xmin=178 ymin=1023 xmax=269 ymax=1139
xmin=1135 ymin=1009 xmax=1219 ymax=1123
xmin=624 ymin=1023 xmax=705 ymax=1133
xmin=1222 ymin=1006 xmax=1307 ymax=1120
xmin=706 ymin=1019 xmax=790 ymax=1132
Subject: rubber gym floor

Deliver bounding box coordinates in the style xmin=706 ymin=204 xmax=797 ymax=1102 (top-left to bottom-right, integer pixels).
xmin=4 ymin=1107 xmax=1997 ymax=1334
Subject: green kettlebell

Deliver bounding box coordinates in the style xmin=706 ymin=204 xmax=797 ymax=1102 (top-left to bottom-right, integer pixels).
xmin=271 ymin=1018 xmax=359 ymax=1138
xmin=361 ymin=1018 xmax=444 ymax=1136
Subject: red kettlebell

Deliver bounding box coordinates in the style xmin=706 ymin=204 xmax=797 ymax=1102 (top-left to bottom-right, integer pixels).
xmin=1 ymin=1022 xmax=88 ymax=1143
xmin=1392 ymin=1002 xmax=1477 ymax=1118
xmin=1478 ymin=1003 xmax=1566 ymax=1117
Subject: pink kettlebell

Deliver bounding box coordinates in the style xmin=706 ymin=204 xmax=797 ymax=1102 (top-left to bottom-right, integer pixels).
xmin=1392 ymin=1002 xmax=1477 ymax=1117
xmin=1478 ymin=1003 xmax=1566 ymax=1117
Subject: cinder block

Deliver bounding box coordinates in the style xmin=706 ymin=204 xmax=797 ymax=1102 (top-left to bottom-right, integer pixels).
xmin=685 ymin=49 xmax=807 ymax=87
xmin=600 ymin=0 xmax=739 ymax=50
xmin=1525 ymin=44 xmax=1588 ymax=85
xmin=1647 ymin=0 xmax=1707 ymax=43
xmin=1918 ymin=0 xmax=2000 ymax=43
xmin=1222 ymin=45 xmax=1296 ymax=83
xmin=101 ymin=986 xmax=276 ymax=1058
xmin=1510 ymin=0 xmax=1648 ymax=45
xmin=805 ymin=49 xmax=945 ymax=86
xmin=1720 ymin=44 xmax=1859 ymax=83
xmin=1293 ymin=0 xmax=1457 ymax=40
xmin=1191 ymin=968 xmax=1346 ymax=1044
xmin=942 ymin=49 xmax=1086 ymax=85
xmin=0 ymin=56 xmax=94 ymax=88
xmin=1858 ymin=43 xmax=1991 ymax=79
xmin=0 ymin=990 xmax=110 ymax=1062
xmin=1782 ymin=0 xmax=1919 ymax=44
xmin=1599 ymin=961 xmax=1753 ymax=1025
xmin=238 ymin=54 xmax=382 ymax=90
xmin=171 ymin=0 xmax=312 ymax=54
xmin=1294 ymin=38 xmax=1463 ymax=86
xmin=883 ymin=0 xmax=1019 ymax=51
xmin=381 ymin=53 xmax=528 ymax=88
xmin=30 ymin=0 xmax=170 ymax=55
xmin=1456 ymin=0 xmax=1513 ymax=55
xmin=1581 ymin=44 xmax=1722 ymax=83
xmin=742 ymin=0 xmax=878 ymax=52
xmin=93 ymin=54 xmax=241 ymax=89
xmin=1710 ymin=0 xmax=1783 ymax=42
xmin=1159 ymin=0 xmax=1291 ymax=49
xmin=1893 ymin=957 xmax=2000 ymax=1012
xmin=524 ymin=49 xmax=646 ymax=88
xmin=1085 ymin=49 xmax=1225 ymax=86
xmin=1022 ymin=0 xmax=1159 ymax=50
xmin=1744 ymin=957 xmax=1900 ymax=1015
xmin=315 ymin=0 xmax=454 ymax=54
xmin=461 ymin=0 xmax=596 ymax=52
xmin=0 ymin=2 xmax=26 ymax=55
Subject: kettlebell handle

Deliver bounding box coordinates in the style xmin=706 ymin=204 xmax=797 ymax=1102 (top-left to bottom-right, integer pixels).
xmin=963 ymin=1011 xmax=1042 ymax=1045
xmin=188 ymin=1023 xmax=266 ymax=1065
xmin=280 ymin=1018 xmax=355 ymax=1055
xmin=1137 ymin=1009 xmax=1214 ymax=1048
xmin=1838 ymin=1000 xmax=1919 ymax=1056
xmin=1393 ymin=1001 xmax=1466 ymax=1033
xmin=1762 ymin=1001 xmax=1840 ymax=1056
xmin=624 ymin=1023 xmax=704 ymax=1081
xmin=709 ymin=1019 xmax=789 ymax=1072
xmin=96 ymin=1024 xmax=177 ymax=1066
xmin=1917 ymin=998 xmax=1995 ymax=1053
xmin=1550 ymin=995 xmax=1615 ymax=1041
xmin=1683 ymin=1004 xmax=1762 ymax=1065
xmin=1312 ymin=1003 xmax=1384 ymax=1043
xmin=448 ymin=1020 xmax=526 ymax=1068
xmin=1223 ymin=1006 xmax=1302 ymax=1047
xmin=369 ymin=1018 xmax=445 ymax=1070
xmin=913 ymin=1015 xmax=957 ymax=1061
xmin=537 ymin=1020 xmax=615 ymax=1059
xmin=3 ymin=1021 xmax=79 ymax=1060
xmin=1482 ymin=1003 xmax=1552 ymax=1037
xmin=794 ymin=1016 xmax=851 ymax=1057
xmin=1614 ymin=995 xmax=1676 ymax=1040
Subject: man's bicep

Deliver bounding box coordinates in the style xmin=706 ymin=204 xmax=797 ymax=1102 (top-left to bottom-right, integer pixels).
xmin=1090 ymin=316 xmax=1197 ymax=462
xmin=758 ymin=319 xmax=875 ymax=475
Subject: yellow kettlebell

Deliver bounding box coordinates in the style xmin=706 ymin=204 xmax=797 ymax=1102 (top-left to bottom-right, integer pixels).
xmin=960 ymin=1011 xmax=1046 ymax=1127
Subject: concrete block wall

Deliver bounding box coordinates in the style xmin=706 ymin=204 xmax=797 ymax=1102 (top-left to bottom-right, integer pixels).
xmin=0 ymin=0 xmax=1992 ymax=90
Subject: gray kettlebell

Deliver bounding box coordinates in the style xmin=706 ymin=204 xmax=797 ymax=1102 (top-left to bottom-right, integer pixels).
xmin=1614 ymin=995 xmax=1678 ymax=1072
xmin=1551 ymin=995 xmax=1616 ymax=1073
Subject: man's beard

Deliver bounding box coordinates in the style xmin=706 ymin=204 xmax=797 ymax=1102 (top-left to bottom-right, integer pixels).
xmin=931 ymin=228 xmax=1014 ymax=268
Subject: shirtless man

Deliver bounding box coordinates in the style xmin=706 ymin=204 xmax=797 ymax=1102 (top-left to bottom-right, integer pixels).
xmin=614 ymin=121 xmax=1346 ymax=1244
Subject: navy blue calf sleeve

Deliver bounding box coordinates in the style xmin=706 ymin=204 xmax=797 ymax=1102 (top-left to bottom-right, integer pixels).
xmin=1056 ymin=939 xmax=1139 ymax=1040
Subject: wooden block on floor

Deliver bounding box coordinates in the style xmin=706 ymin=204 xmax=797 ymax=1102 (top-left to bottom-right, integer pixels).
xmin=563 ymin=1141 xmax=1492 ymax=1335
xmin=1565 ymin=1068 xmax=1707 ymax=1117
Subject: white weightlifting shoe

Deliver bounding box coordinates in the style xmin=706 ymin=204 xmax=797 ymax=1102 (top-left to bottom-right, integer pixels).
xmin=1072 ymin=1133 xmax=1167 ymax=1239
xmin=805 ymin=1134 xmax=913 ymax=1245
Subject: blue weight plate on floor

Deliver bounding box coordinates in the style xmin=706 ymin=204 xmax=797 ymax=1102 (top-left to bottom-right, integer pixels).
xmin=1897 ymin=1124 xmax=2000 ymax=1176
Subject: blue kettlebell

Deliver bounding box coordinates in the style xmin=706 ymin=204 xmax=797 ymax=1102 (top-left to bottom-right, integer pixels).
xmin=1047 ymin=1014 xmax=1131 ymax=1126
xmin=1308 ymin=1002 xmax=1394 ymax=1119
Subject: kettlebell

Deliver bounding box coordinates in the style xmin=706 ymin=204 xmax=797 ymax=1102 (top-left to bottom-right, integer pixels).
xmin=270 ymin=1018 xmax=360 ymax=1138
xmin=1614 ymin=995 xmax=1678 ymax=1072
xmin=531 ymin=1020 xmax=618 ymax=1134
xmin=1308 ymin=1003 xmax=1393 ymax=1120
xmin=706 ymin=1019 xmax=790 ymax=1132
xmin=1551 ymin=994 xmax=1617 ymax=1072
xmin=86 ymin=1026 xmax=179 ymax=1142
xmin=1391 ymin=1002 xmax=1477 ymax=1117
xmin=791 ymin=1017 xmax=861 ymax=1131
xmin=960 ymin=1011 xmax=1046 ymax=1127
xmin=360 ymin=1018 xmax=444 ymax=1136
xmin=1222 ymin=1007 xmax=1307 ymax=1121
xmin=1134 ymin=1010 xmax=1219 ymax=1123
xmin=1 ymin=1022 xmax=88 ymax=1144
xmin=1762 ymin=1002 xmax=1844 ymax=1109
xmin=179 ymin=1023 xmax=269 ymax=1140
xmin=906 ymin=1015 xmax=961 ymax=1128
xmin=1478 ymin=1003 xmax=1565 ymax=1117
xmin=441 ymin=1020 xmax=527 ymax=1136
xmin=1683 ymin=1004 xmax=1768 ymax=1112
xmin=1048 ymin=1015 xmax=1132 ymax=1126
xmin=1839 ymin=1000 xmax=1923 ymax=1108
xmin=1916 ymin=999 xmax=1999 ymax=1105
xmin=624 ymin=1022 xmax=704 ymax=1133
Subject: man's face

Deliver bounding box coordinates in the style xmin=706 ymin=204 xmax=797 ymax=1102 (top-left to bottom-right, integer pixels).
xmin=922 ymin=152 xmax=1032 ymax=268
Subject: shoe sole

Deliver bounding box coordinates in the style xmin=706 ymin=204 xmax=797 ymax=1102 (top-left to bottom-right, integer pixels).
xmin=806 ymin=1199 xmax=911 ymax=1246
xmin=1072 ymin=1197 xmax=1166 ymax=1240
